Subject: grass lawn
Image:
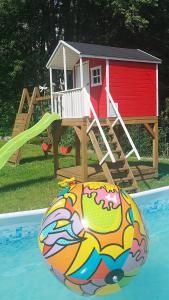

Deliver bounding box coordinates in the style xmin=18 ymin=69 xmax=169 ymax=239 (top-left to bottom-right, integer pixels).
xmin=0 ymin=141 xmax=169 ymax=213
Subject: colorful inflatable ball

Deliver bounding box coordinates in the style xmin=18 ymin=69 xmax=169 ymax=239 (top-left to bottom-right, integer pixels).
xmin=38 ymin=182 xmax=148 ymax=296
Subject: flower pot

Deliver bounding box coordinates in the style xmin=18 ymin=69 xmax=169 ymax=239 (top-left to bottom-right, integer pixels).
xmin=60 ymin=145 xmax=72 ymax=155
xmin=41 ymin=143 xmax=52 ymax=153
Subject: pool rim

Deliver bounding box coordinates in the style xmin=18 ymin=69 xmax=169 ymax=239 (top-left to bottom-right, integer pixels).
xmin=0 ymin=185 xmax=169 ymax=220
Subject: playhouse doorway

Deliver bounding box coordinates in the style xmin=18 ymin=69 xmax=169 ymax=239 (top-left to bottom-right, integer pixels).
xmin=75 ymin=62 xmax=90 ymax=99
xmin=109 ymin=101 xmax=118 ymax=117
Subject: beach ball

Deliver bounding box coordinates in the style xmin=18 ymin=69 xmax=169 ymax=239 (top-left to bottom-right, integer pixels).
xmin=39 ymin=182 xmax=148 ymax=296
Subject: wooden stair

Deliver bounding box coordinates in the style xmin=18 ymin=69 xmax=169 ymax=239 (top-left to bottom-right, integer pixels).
xmin=8 ymin=113 xmax=29 ymax=164
xmin=87 ymin=119 xmax=114 ymax=184
xmin=87 ymin=118 xmax=138 ymax=192
xmin=8 ymin=87 xmax=41 ymax=165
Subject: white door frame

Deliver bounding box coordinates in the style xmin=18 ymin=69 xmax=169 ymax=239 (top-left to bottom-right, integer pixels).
xmin=63 ymin=46 xmax=67 ymax=90
xmin=75 ymin=60 xmax=90 ymax=117
xmin=74 ymin=60 xmax=90 ymax=89
xmin=106 ymin=59 xmax=110 ymax=117
xmin=106 ymin=59 xmax=118 ymax=117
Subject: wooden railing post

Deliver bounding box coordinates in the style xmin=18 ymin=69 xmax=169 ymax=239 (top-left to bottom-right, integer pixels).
xmin=153 ymin=121 xmax=158 ymax=172
xmin=51 ymin=120 xmax=62 ymax=177
xmin=75 ymin=128 xmax=81 ymax=166
xmin=81 ymin=118 xmax=88 ymax=182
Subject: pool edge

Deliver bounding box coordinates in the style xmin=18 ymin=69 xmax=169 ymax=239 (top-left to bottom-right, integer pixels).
xmin=0 ymin=185 xmax=169 ymax=221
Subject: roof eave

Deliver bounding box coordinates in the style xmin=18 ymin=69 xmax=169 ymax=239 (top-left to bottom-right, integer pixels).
xmin=46 ymin=40 xmax=81 ymax=69
xmin=137 ymin=49 xmax=162 ymax=64
xmin=81 ymin=54 xmax=161 ymax=64
xmin=62 ymin=41 xmax=81 ymax=55
xmin=46 ymin=40 xmax=62 ymax=69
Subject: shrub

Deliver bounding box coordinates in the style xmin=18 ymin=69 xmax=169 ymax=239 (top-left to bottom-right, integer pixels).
xmin=59 ymin=127 xmax=75 ymax=147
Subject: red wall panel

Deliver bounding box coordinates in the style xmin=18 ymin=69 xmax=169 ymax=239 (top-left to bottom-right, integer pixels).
xmin=109 ymin=61 xmax=156 ymax=117
xmin=88 ymin=58 xmax=107 ymax=118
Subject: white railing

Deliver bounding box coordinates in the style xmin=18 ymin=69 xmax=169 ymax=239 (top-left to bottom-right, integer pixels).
xmin=51 ymin=88 xmax=90 ymax=118
xmin=105 ymin=86 xmax=141 ymax=160
xmin=84 ymin=88 xmax=116 ymax=164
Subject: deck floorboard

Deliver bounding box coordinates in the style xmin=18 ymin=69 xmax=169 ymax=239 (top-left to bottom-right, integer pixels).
xmin=57 ymin=164 xmax=157 ymax=182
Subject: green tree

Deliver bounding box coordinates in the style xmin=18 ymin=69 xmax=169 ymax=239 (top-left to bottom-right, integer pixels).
xmin=0 ymin=0 xmax=169 ymax=134
xmin=0 ymin=0 xmax=61 ymax=132
xmin=0 ymin=0 xmax=61 ymax=99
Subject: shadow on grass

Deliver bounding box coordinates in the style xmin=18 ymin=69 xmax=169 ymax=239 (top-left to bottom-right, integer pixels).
xmin=134 ymin=166 xmax=152 ymax=190
xmin=20 ymin=155 xmax=48 ymax=164
xmin=20 ymin=153 xmax=75 ymax=164
xmin=2 ymin=157 xmax=168 ymax=194
xmin=128 ymin=160 xmax=152 ymax=167
xmin=0 ymin=175 xmax=56 ymax=194
xmin=133 ymin=160 xmax=169 ymax=189
xmin=158 ymin=161 xmax=169 ymax=179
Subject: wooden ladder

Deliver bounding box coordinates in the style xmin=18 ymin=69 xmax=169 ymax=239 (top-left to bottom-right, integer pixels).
xmin=8 ymin=87 xmax=40 ymax=165
xmin=87 ymin=118 xmax=138 ymax=193
xmin=87 ymin=119 xmax=114 ymax=184
xmin=107 ymin=118 xmax=138 ymax=192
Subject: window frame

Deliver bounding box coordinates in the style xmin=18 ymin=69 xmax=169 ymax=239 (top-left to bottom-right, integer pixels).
xmin=90 ymin=65 xmax=102 ymax=87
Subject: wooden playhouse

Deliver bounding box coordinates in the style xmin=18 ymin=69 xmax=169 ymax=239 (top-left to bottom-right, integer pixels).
xmin=47 ymin=40 xmax=161 ymax=192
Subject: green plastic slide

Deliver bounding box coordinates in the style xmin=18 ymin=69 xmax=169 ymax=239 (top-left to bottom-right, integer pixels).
xmin=0 ymin=112 xmax=61 ymax=169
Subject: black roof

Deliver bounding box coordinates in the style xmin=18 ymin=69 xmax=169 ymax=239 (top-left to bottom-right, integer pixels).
xmin=66 ymin=41 xmax=161 ymax=64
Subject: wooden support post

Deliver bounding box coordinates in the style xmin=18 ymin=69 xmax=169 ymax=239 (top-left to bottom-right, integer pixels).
xmin=51 ymin=120 xmax=62 ymax=177
xmin=144 ymin=123 xmax=154 ymax=138
xmin=73 ymin=126 xmax=82 ymax=141
xmin=81 ymin=120 xmax=88 ymax=182
xmin=26 ymin=87 xmax=40 ymax=127
xmin=153 ymin=121 xmax=158 ymax=171
xmin=18 ymin=88 xmax=31 ymax=114
xmin=75 ymin=130 xmax=80 ymax=166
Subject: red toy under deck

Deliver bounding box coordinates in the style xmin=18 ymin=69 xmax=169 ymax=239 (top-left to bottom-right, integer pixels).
xmin=87 ymin=58 xmax=157 ymax=118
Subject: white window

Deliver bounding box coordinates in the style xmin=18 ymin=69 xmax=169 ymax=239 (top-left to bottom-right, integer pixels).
xmin=90 ymin=66 xmax=102 ymax=87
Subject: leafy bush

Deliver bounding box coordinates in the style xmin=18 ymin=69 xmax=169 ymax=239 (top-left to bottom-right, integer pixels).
xmin=0 ymin=100 xmax=18 ymax=136
xmin=116 ymin=100 xmax=169 ymax=158
xmin=158 ymin=98 xmax=169 ymax=157
xmin=59 ymin=127 xmax=75 ymax=147
xmin=115 ymin=125 xmax=152 ymax=157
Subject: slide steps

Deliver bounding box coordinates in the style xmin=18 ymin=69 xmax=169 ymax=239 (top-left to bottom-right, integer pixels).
xmin=0 ymin=113 xmax=60 ymax=170
xmin=8 ymin=113 xmax=29 ymax=164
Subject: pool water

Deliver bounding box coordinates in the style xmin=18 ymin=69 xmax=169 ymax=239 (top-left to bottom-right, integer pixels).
xmin=1 ymin=193 xmax=169 ymax=300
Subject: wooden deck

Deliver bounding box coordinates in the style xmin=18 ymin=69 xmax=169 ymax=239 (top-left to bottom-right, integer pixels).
xmin=51 ymin=116 xmax=158 ymax=191
xmin=57 ymin=163 xmax=157 ymax=183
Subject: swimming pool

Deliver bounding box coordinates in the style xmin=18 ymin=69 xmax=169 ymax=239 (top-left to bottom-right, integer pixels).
xmin=0 ymin=186 xmax=169 ymax=300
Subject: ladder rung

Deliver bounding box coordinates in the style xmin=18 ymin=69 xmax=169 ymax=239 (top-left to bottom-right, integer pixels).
xmin=106 ymin=133 xmax=114 ymax=137
xmin=99 ymin=140 xmax=117 ymax=146
xmin=126 ymin=149 xmax=134 ymax=159
xmin=114 ymin=176 xmax=133 ymax=184
xmin=86 ymin=119 xmax=96 ymax=133
xmin=111 ymin=117 xmax=119 ymax=128
xmin=123 ymin=186 xmax=138 ymax=193
xmin=100 ymin=156 xmax=124 ymax=166
xmin=113 ymin=158 xmax=125 ymax=163
xmin=100 ymin=148 xmax=121 ymax=155
xmin=110 ymin=166 xmax=129 ymax=173
xmin=112 ymin=149 xmax=121 ymax=154
xmin=99 ymin=152 xmax=109 ymax=165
